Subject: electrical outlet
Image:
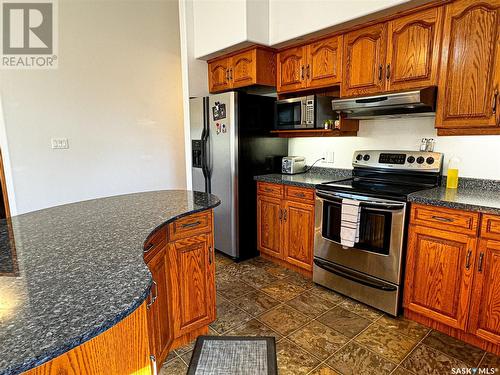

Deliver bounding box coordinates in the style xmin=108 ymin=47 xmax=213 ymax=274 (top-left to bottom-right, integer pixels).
xmin=51 ymin=138 xmax=69 ymax=149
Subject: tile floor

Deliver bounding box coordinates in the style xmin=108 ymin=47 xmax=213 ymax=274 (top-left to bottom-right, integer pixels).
xmin=160 ymin=252 xmax=500 ymax=375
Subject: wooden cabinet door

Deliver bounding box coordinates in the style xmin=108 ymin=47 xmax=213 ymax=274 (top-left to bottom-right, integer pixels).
xmin=167 ymin=234 xmax=215 ymax=338
xmin=208 ymin=58 xmax=231 ymax=93
xmin=342 ymin=23 xmax=387 ymax=97
xmin=306 ymin=35 xmax=343 ymax=89
xmin=257 ymin=195 xmax=282 ymax=258
xmin=283 ymin=200 xmax=314 ymax=271
xmin=468 ymin=239 xmax=500 ymax=344
xmin=404 ymin=224 xmax=477 ymax=330
xmin=231 ymin=50 xmax=256 ymax=89
xmin=277 ymin=46 xmax=307 ymax=93
xmin=436 ymin=0 xmax=500 ymax=129
xmin=146 ymin=246 xmax=172 ymax=365
xmin=386 ymin=6 xmax=444 ymax=91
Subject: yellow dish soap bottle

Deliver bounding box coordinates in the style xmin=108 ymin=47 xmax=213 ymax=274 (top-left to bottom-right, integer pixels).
xmin=446 ymin=156 xmax=460 ymax=189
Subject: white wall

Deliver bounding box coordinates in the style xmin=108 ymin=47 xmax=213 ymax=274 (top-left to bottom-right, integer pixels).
xmin=268 ymin=0 xmax=412 ymax=45
xmin=0 ymin=0 xmax=186 ymax=214
xmin=289 ymin=118 xmax=500 ymax=180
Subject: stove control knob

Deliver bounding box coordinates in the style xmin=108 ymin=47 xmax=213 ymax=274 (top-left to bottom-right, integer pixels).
xmin=407 ymin=156 xmax=415 ymax=164
xmin=426 ymin=157 xmax=435 ymax=165
xmin=416 ymin=156 xmax=425 ymax=164
xmin=356 ymin=154 xmax=363 ymax=161
xmin=363 ymin=154 xmax=370 ymax=161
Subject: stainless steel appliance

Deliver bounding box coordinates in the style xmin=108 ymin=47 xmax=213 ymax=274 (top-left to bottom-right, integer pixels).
xmin=190 ymin=92 xmax=288 ymax=260
xmin=314 ymin=150 xmax=443 ymax=315
xmin=275 ymin=95 xmax=337 ymax=129
xmin=282 ymin=156 xmax=306 ymax=174
xmin=331 ymin=87 xmax=437 ymax=119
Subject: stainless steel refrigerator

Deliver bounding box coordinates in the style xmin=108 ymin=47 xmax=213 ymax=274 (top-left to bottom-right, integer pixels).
xmin=190 ymin=92 xmax=287 ymax=260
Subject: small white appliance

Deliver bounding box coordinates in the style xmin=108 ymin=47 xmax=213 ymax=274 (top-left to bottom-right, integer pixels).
xmin=282 ymin=156 xmax=306 ymax=174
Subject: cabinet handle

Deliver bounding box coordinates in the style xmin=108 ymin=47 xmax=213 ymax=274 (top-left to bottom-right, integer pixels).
xmin=226 ymin=69 xmax=230 ymax=81
xmin=279 ymin=209 xmax=283 ymax=221
xmin=465 ymin=250 xmax=472 ymax=270
xmin=182 ymin=221 xmax=201 ymax=228
xmin=295 ymin=192 xmax=305 ymax=198
xmin=493 ymin=89 xmax=498 ymax=114
xmin=283 ymin=209 xmax=287 ymax=222
xmin=306 ymin=64 xmax=310 ymax=79
xmin=478 ymin=252 xmax=484 ymax=273
xmin=209 ymin=246 xmax=213 ymax=265
xmin=229 ymin=68 xmax=233 ymax=81
xmin=432 ymin=215 xmax=454 ymax=223
xmin=301 ymin=66 xmax=305 ymax=80
xmin=147 ymin=280 xmax=158 ymax=309
xmin=144 ymin=242 xmax=155 ymax=254
xmin=378 ymin=64 xmax=383 ymax=81
xmin=150 ymin=355 xmax=158 ymax=375
xmin=386 ymin=64 xmax=391 ymax=80
xmin=264 ymin=187 xmax=273 ymax=192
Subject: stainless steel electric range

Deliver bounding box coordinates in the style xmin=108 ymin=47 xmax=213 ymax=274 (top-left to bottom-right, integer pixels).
xmin=314 ymin=150 xmax=443 ymax=316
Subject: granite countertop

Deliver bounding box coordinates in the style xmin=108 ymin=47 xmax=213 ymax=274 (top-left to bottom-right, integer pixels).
xmin=254 ymin=167 xmax=352 ymax=188
xmin=408 ymin=182 xmax=500 ymax=215
xmin=0 ymin=190 xmax=220 ymax=375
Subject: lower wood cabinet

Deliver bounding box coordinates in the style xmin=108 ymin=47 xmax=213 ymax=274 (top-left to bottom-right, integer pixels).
xmin=404 ymin=204 xmax=500 ymax=354
xmin=257 ymin=182 xmax=314 ymax=274
xmin=144 ymin=210 xmax=216 ymax=367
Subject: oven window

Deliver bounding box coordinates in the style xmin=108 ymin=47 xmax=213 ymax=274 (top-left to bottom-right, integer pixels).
xmin=322 ymin=201 xmax=392 ymax=255
xmin=277 ymin=102 xmax=302 ymax=126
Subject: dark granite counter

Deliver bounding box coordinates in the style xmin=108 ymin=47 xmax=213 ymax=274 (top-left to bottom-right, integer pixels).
xmin=254 ymin=167 xmax=352 ymax=188
xmin=0 ymin=190 xmax=220 ymax=375
xmin=408 ymin=178 xmax=500 ymax=215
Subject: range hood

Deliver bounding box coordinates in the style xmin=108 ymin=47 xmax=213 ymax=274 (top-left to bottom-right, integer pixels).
xmin=331 ymin=87 xmax=437 ymax=119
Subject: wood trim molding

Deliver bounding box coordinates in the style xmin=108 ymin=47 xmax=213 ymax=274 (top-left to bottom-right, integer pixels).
xmin=0 ymin=148 xmax=11 ymax=218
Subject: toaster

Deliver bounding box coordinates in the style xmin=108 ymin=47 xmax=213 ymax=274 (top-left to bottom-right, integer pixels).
xmin=282 ymin=156 xmax=306 ymax=174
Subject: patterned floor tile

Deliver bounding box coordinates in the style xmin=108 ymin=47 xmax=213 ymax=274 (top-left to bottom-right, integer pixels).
xmin=276 ymin=339 xmax=321 ymax=375
xmin=232 ymin=291 xmax=280 ymax=316
xmin=286 ymin=290 xmax=337 ymax=319
xmin=355 ymin=323 xmax=420 ymax=362
xmin=284 ymin=272 xmax=315 ymax=289
xmin=422 ymin=330 xmax=485 ymax=367
xmin=327 ymin=341 xmax=397 ymax=375
xmin=377 ymin=315 xmax=430 ymax=340
xmin=215 ymin=251 xmax=234 ymax=267
xmin=209 ymin=300 xmax=252 ymax=334
xmin=391 ymin=366 xmax=416 ymax=375
xmin=174 ymin=340 xmax=196 ymax=355
xmin=159 ymin=357 xmax=187 ymax=375
xmin=400 ymin=344 xmax=469 ymax=375
xmin=338 ymin=298 xmax=384 ymax=321
xmin=287 ymin=320 xmax=349 ymax=361
xmin=163 ymin=350 xmax=178 ymax=364
xmin=264 ymin=264 xmax=298 ymax=279
xmin=318 ymin=306 xmax=371 ymax=338
xmin=240 ymin=267 xmax=279 ymax=289
xmin=309 ymin=284 xmax=345 ymax=305
xmin=480 ymin=352 xmax=500 ymax=370
xmin=226 ymin=318 xmax=282 ymax=340
xmin=308 ymin=365 xmax=342 ymax=375
xmin=217 ymin=279 xmax=256 ymax=300
xmin=260 ymin=279 xmax=306 ymax=301
xmin=258 ymin=304 xmax=310 ymax=336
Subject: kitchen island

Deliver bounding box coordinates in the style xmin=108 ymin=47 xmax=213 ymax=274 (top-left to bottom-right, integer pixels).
xmin=0 ymin=190 xmax=220 ymax=375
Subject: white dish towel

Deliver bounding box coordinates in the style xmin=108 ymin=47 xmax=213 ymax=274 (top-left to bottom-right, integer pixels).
xmin=340 ymin=198 xmax=361 ymax=248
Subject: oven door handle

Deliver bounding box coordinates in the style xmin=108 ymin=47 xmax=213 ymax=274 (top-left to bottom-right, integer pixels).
xmin=314 ymin=258 xmax=398 ymax=291
xmin=316 ymin=191 xmax=405 ymax=211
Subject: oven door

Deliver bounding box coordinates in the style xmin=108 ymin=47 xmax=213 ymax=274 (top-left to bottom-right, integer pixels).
xmin=314 ymin=190 xmax=406 ymax=284
xmin=275 ymin=97 xmax=309 ymax=129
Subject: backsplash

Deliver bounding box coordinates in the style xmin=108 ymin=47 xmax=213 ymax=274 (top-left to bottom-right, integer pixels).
xmin=289 ymin=117 xmax=500 ymax=180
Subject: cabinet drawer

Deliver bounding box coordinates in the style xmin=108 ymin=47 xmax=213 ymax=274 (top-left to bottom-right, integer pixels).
xmin=480 ymin=214 xmax=500 ymax=241
xmin=143 ymin=226 xmax=167 ymax=262
xmin=169 ymin=211 xmax=211 ymax=241
xmin=258 ymin=182 xmax=283 ymax=198
xmin=285 ymin=185 xmax=315 ymax=203
xmin=410 ymin=204 xmax=479 ymax=235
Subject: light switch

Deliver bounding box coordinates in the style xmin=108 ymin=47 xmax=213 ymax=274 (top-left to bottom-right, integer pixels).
xmin=51 ymin=138 xmax=69 ymax=149
xmin=324 ymin=151 xmax=334 ymax=163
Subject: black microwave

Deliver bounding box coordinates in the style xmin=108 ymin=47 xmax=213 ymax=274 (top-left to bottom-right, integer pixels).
xmin=275 ymin=95 xmax=337 ymax=130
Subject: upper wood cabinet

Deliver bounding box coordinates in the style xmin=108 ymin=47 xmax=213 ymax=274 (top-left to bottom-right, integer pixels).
xmin=436 ymin=0 xmax=500 ymax=133
xmin=386 ymin=6 xmax=444 ymax=92
xmin=276 ymin=46 xmax=308 ymax=92
xmin=342 ymin=7 xmax=443 ymax=97
xmin=208 ymin=47 xmax=276 ymax=93
xmin=277 ymin=35 xmax=343 ymax=93
xmin=342 ymin=23 xmax=387 ymax=97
